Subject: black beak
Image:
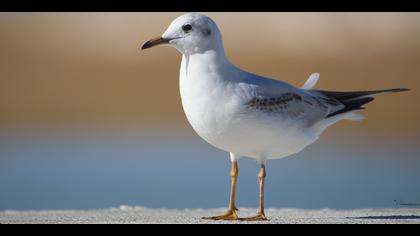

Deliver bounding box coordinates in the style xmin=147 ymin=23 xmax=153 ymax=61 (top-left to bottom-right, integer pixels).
xmin=141 ymin=37 xmax=171 ymax=50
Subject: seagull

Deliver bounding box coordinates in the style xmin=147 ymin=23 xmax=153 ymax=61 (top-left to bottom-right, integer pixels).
xmin=141 ymin=13 xmax=409 ymax=221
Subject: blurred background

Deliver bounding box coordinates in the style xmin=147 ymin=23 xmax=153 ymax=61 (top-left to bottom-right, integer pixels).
xmin=0 ymin=12 xmax=419 ymax=210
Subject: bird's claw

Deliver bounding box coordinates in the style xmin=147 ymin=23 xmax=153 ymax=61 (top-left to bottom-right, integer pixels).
xmin=239 ymin=212 xmax=268 ymax=221
xmin=202 ymin=209 xmax=239 ymax=221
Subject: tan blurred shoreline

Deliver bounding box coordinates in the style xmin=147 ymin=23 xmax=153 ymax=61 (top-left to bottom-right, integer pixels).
xmin=0 ymin=13 xmax=419 ymax=134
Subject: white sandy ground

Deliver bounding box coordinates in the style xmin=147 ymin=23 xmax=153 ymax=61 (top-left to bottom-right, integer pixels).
xmin=1 ymin=207 xmax=420 ymax=224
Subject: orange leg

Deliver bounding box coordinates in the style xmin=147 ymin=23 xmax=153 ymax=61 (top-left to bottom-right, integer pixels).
xmin=202 ymin=161 xmax=239 ymax=220
xmin=240 ymin=164 xmax=268 ymax=221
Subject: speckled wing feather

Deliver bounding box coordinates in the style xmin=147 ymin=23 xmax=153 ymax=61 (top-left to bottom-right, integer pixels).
xmin=245 ymin=91 xmax=330 ymax=126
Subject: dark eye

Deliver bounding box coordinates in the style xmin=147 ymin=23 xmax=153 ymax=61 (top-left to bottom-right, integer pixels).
xmin=182 ymin=24 xmax=192 ymax=33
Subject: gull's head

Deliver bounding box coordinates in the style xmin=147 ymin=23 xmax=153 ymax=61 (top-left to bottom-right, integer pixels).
xmin=141 ymin=13 xmax=223 ymax=55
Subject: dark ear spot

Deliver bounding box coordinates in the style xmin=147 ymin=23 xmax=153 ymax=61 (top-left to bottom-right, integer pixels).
xmin=204 ymin=28 xmax=211 ymax=36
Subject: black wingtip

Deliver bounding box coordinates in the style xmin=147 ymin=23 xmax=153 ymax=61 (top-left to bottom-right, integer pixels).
xmin=387 ymin=88 xmax=410 ymax=93
xmin=321 ymin=87 xmax=409 ymax=119
xmin=326 ymin=97 xmax=374 ymax=118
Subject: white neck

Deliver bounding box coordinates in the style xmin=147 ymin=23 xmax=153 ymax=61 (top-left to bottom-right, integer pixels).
xmin=180 ymin=44 xmax=233 ymax=80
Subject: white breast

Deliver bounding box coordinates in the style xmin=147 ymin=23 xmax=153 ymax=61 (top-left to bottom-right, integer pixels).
xmin=179 ymin=55 xmax=235 ymax=147
xmin=178 ymin=54 xmax=320 ymax=161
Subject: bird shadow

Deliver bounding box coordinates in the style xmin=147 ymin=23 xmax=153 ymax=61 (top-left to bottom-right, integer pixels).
xmin=347 ymin=215 xmax=420 ymax=220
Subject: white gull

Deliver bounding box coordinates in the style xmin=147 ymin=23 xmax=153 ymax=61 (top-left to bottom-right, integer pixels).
xmin=142 ymin=13 xmax=408 ymax=221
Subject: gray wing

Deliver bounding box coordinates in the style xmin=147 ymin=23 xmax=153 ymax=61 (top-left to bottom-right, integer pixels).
xmin=237 ymin=71 xmax=345 ymax=126
xmin=245 ymin=91 xmax=333 ymax=126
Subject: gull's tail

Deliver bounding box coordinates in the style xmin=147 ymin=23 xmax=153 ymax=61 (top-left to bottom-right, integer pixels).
xmin=313 ymin=88 xmax=409 ymax=125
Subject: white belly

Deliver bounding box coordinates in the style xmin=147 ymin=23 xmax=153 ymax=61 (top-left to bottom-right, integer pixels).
xmin=179 ymin=75 xmax=319 ymax=162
